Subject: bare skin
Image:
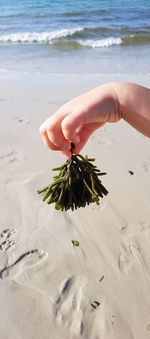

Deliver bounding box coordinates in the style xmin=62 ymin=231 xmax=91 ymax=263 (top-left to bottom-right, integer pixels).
xmin=39 ymin=82 xmax=150 ymax=157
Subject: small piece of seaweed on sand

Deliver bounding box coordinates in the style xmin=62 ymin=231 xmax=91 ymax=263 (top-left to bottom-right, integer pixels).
xmin=37 ymin=144 xmax=108 ymax=211
xmin=128 ymin=170 xmax=134 ymax=175
xmin=99 ymin=274 xmax=104 ymax=282
xmin=71 ymin=240 xmax=80 ymax=247
xmin=91 ymin=301 xmax=100 ymax=309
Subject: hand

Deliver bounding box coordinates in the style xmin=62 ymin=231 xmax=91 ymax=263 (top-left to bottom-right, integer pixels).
xmin=39 ymin=83 xmax=120 ymax=156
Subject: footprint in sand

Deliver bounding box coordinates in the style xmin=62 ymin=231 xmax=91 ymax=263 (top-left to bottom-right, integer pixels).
xmin=53 ymin=275 xmax=87 ymax=336
xmin=0 ymin=228 xmax=17 ymax=274
xmin=118 ymin=244 xmax=133 ymax=274
xmin=91 ymin=134 xmax=113 ymax=146
xmin=91 ymin=201 xmax=105 ymax=211
xmin=0 ymin=150 xmax=24 ymax=164
xmin=0 ymin=228 xmax=48 ymax=280
xmin=139 ymin=221 xmax=150 ymax=233
xmin=142 ymin=159 xmax=150 ymax=173
xmin=0 ymin=98 xmax=7 ymax=104
xmin=15 ymin=117 xmax=30 ymax=125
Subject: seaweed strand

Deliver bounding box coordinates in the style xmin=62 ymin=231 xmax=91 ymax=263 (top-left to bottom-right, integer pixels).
xmin=37 ymin=149 xmax=108 ymax=211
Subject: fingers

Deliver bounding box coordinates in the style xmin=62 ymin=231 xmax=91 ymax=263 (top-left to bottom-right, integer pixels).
xmin=39 ymin=114 xmax=70 ymax=151
xmin=39 ymin=106 xmax=86 ymax=151
xmin=39 ymin=128 xmax=61 ymax=150
xmin=61 ymin=107 xmax=86 ymax=144
xmin=39 ymin=103 xmax=101 ymax=154
xmin=72 ymin=122 xmax=104 ymax=154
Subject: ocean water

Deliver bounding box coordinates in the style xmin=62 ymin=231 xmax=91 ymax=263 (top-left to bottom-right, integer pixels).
xmin=0 ymin=0 xmax=150 ymax=75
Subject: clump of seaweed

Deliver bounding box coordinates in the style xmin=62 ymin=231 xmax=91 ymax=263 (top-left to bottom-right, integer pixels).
xmin=37 ymin=144 xmax=108 ymax=211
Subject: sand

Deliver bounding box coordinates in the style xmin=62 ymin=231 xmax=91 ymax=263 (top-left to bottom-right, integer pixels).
xmin=0 ymin=73 xmax=150 ymax=339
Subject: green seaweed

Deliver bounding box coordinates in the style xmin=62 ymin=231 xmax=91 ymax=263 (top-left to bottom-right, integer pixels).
xmin=37 ymin=144 xmax=108 ymax=211
xmin=71 ymin=240 xmax=80 ymax=247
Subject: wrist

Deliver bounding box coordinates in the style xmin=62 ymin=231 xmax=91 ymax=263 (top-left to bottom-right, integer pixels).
xmin=93 ymin=83 xmax=121 ymax=123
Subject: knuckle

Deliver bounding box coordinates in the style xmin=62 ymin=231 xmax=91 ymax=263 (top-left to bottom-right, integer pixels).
xmin=61 ymin=120 xmax=72 ymax=139
xmin=44 ymin=116 xmax=58 ymax=133
xmin=46 ymin=122 xmax=55 ymax=133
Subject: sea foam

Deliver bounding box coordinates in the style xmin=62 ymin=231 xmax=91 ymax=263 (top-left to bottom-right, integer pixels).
xmin=78 ymin=37 xmax=122 ymax=48
xmin=0 ymin=27 xmax=84 ymax=43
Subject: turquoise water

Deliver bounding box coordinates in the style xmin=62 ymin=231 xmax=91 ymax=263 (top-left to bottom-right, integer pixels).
xmin=0 ymin=0 xmax=150 ymax=75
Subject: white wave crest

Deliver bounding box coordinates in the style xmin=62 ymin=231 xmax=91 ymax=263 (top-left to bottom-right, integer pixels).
xmin=78 ymin=37 xmax=122 ymax=48
xmin=0 ymin=27 xmax=83 ymax=43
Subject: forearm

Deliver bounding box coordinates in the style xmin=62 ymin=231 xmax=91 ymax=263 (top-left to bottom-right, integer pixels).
xmin=114 ymin=82 xmax=150 ymax=137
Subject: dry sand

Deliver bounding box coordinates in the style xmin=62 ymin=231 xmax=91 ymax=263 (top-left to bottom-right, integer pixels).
xmin=0 ymin=73 xmax=150 ymax=339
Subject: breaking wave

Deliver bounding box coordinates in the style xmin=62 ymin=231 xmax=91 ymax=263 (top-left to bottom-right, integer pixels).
xmin=78 ymin=37 xmax=122 ymax=48
xmin=0 ymin=27 xmax=84 ymax=43
xmin=0 ymin=28 xmax=149 ymax=49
